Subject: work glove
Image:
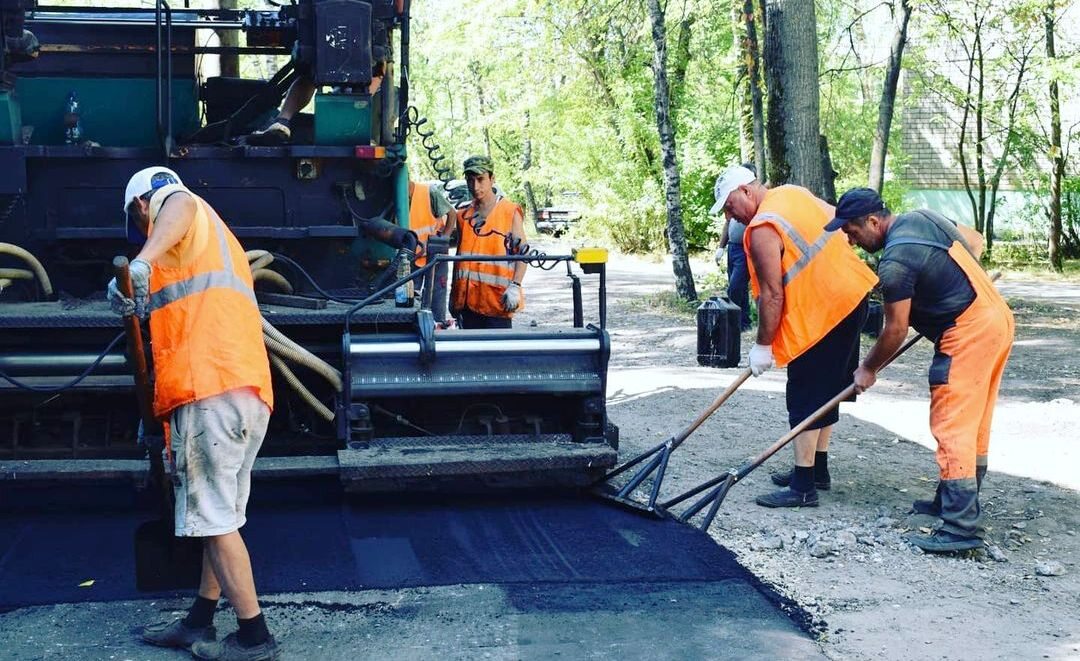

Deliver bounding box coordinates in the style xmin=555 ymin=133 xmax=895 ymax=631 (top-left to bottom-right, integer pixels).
xmin=106 ymin=258 xmax=151 ymax=319
xmin=748 ymin=342 xmax=774 ymax=377
xmin=501 ymin=282 xmax=522 ymax=313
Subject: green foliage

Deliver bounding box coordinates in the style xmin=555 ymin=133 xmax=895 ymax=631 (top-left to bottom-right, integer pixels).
xmin=402 ymin=0 xmax=1078 ymax=270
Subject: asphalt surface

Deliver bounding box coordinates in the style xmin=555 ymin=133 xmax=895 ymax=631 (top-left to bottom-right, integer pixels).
xmin=0 ymin=479 xmax=822 ymax=659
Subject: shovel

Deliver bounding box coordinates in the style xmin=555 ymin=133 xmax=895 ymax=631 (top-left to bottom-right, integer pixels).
xmin=594 ymin=368 xmax=753 ymax=516
xmin=114 ymin=256 xmax=201 ymax=591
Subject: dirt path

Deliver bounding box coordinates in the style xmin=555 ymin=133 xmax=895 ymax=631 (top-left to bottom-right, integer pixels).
xmin=520 ymin=246 xmax=1080 ymax=660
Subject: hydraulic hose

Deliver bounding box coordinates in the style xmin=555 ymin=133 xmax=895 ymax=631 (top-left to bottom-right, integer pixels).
xmin=252 ymin=268 xmax=294 ymax=293
xmin=246 ymin=249 xmax=274 ymax=272
xmin=268 ymin=353 xmax=334 ymax=422
xmin=0 ymin=243 xmax=53 ymax=297
xmin=0 ymin=268 xmax=34 ymax=281
xmin=261 ymin=318 xmax=343 ymax=392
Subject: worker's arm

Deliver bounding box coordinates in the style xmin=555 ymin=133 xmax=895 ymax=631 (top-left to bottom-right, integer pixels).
xmin=955 ymin=224 xmax=985 ymax=260
xmin=511 ymin=208 xmax=527 ymax=285
xmin=853 ymin=298 xmax=911 ymax=394
xmin=444 ymin=206 xmax=458 ymax=244
xmin=718 ymin=216 xmax=731 ymax=249
xmin=747 ymin=225 xmax=783 ymax=346
xmin=134 ymin=193 xmax=196 ymax=265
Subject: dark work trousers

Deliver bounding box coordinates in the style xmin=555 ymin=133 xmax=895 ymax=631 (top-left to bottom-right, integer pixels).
xmin=727 ymin=243 xmax=752 ymax=331
xmin=458 ymin=309 xmax=513 ymax=330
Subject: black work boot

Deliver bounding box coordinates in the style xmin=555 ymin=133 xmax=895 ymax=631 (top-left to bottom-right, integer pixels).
xmin=756 ymin=487 xmax=819 ymax=508
xmin=140 ymin=617 xmax=216 ymax=650
xmin=913 ymin=478 xmax=984 ymax=553
xmin=192 ymin=632 xmax=281 ymax=661
xmin=906 ymin=529 xmax=983 ymax=552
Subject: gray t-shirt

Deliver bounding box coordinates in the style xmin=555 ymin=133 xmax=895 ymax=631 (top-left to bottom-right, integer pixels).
xmin=877 ymin=210 xmax=976 ymax=341
xmin=727 ymin=218 xmax=746 ymax=246
xmin=427 ymin=186 xmax=452 ymax=219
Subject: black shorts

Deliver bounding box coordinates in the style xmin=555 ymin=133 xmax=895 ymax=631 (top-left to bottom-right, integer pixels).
xmin=458 ymin=309 xmax=512 ymax=330
xmin=786 ymin=297 xmax=869 ymax=430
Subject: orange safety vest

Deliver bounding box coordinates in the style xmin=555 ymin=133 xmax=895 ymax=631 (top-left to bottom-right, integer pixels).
xmin=145 ymin=184 xmax=274 ymax=419
xmin=450 ymin=197 xmax=523 ymax=319
xmin=743 ymin=185 xmax=878 ymax=366
xmin=409 ymin=182 xmax=445 ymax=267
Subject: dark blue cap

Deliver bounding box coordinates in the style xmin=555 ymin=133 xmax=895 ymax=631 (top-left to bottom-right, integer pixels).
xmin=825 ymin=187 xmax=886 ymax=231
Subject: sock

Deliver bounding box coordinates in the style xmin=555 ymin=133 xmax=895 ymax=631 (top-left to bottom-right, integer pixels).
xmin=273 ymin=115 xmax=291 ymax=128
xmin=237 ymin=612 xmax=271 ymax=647
xmin=182 ymin=595 xmax=218 ymax=629
xmin=814 ymin=451 xmax=830 ymax=481
xmin=791 ymin=466 xmax=815 ymax=493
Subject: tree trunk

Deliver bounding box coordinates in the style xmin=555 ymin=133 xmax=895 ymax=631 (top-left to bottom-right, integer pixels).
xmin=868 ymin=0 xmax=912 ymax=193
xmin=820 ymin=134 xmax=837 ymax=204
xmin=763 ymin=2 xmax=788 ymax=185
xmin=974 ymin=34 xmax=988 ymax=251
xmin=764 ymin=0 xmax=820 ymax=193
xmin=521 ymin=111 xmax=539 ymax=223
xmin=736 ymin=0 xmax=766 ymax=173
xmin=735 ymin=3 xmax=752 ymax=163
xmin=984 ymin=47 xmax=1030 ymax=258
xmin=670 ymin=13 xmax=695 ymax=132
xmin=468 ymin=61 xmax=492 ymax=159
xmin=218 ymin=0 xmax=239 ymax=78
xmin=767 ymin=0 xmax=825 ymax=196
xmin=647 ymin=0 xmax=696 ymax=301
xmin=957 ymin=28 xmax=981 ymax=232
xmin=1046 ymin=1 xmax=1064 ymax=271
xmin=746 ymin=0 xmax=767 ymax=178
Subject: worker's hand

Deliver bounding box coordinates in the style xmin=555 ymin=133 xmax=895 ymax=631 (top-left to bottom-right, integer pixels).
xmin=853 ymin=365 xmax=877 ymax=394
xmin=129 ymin=258 xmax=151 ymax=318
xmin=748 ymin=343 xmax=774 ymax=377
xmin=501 ymin=282 xmax=522 ymax=313
xmin=106 ymin=278 xmax=136 ymax=317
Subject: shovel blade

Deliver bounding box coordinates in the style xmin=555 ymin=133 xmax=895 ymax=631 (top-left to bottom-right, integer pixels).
xmin=134 ymin=519 xmax=202 ymax=592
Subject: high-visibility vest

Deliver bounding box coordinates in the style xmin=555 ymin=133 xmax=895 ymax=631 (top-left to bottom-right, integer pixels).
xmin=450 ymin=197 xmax=523 ymax=319
xmin=409 ymin=182 xmax=445 ymax=267
xmin=743 ymin=185 xmax=878 ymax=367
xmin=144 ymin=184 xmax=274 ymax=419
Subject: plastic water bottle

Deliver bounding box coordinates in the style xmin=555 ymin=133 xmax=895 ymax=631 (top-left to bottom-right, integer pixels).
xmin=394 ymin=249 xmax=414 ymax=308
xmin=63 ymin=91 xmax=83 ymax=145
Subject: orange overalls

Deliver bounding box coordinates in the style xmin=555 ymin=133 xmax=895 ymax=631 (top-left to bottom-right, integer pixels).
xmin=891 ymin=236 xmax=1014 ymax=537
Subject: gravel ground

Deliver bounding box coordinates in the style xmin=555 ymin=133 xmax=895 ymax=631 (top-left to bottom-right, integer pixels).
xmin=518 ymin=245 xmax=1080 ymax=661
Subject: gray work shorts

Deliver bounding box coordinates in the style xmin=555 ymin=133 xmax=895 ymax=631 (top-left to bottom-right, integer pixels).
xmin=169 ymin=387 xmax=270 ymax=537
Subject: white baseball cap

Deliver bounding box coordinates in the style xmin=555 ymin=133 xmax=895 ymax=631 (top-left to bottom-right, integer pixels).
xmin=123 ymin=166 xmax=182 ymax=244
xmin=709 ymin=165 xmax=756 ymax=216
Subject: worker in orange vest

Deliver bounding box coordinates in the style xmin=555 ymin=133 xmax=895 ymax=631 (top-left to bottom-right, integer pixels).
xmin=711 ymin=164 xmax=878 ymax=508
xmin=408 ymin=179 xmax=454 ymax=268
xmin=828 ymin=188 xmax=1013 ymax=553
xmin=107 ymin=166 xmax=280 ymax=660
xmin=449 ymin=155 xmax=528 ymax=329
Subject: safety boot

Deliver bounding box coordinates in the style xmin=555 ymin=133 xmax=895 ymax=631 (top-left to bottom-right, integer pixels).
xmin=771 ymin=468 xmax=831 ymax=491
xmin=140 ymin=617 xmax=216 ymax=650
xmin=755 ymin=487 xmax=818 ymax=508
xmin=913 ymin=467 xmax=986 ymax=517
xmin=246 ymin=118 xmax=291 ymax=146
xmin=906 ymin=529 xmax=983 ymax=553
xmin=192 ymin=632 xmax=281 ymax=660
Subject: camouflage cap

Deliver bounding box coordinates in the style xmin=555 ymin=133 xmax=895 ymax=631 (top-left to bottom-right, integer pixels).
xmin=462 ymin=155 xmax=494 ymax=175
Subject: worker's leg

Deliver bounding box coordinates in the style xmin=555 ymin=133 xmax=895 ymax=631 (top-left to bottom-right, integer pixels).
xmin=907 ymin=319 xmax=1002 ymax=552
xmin=726 ymin=244 xmax=752 ymax=331
xmin=763 ymin=298 xmax=866 ymax=502
xmin=248 ymin=76 xmax=317 ymax=145
xmin=204 ymin=531 xmax=260 ymax=618
xmin=278 ymin=76 xmax=317 ymax=122
xmin=974 ymin=308 xmax=1015 ymax=492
